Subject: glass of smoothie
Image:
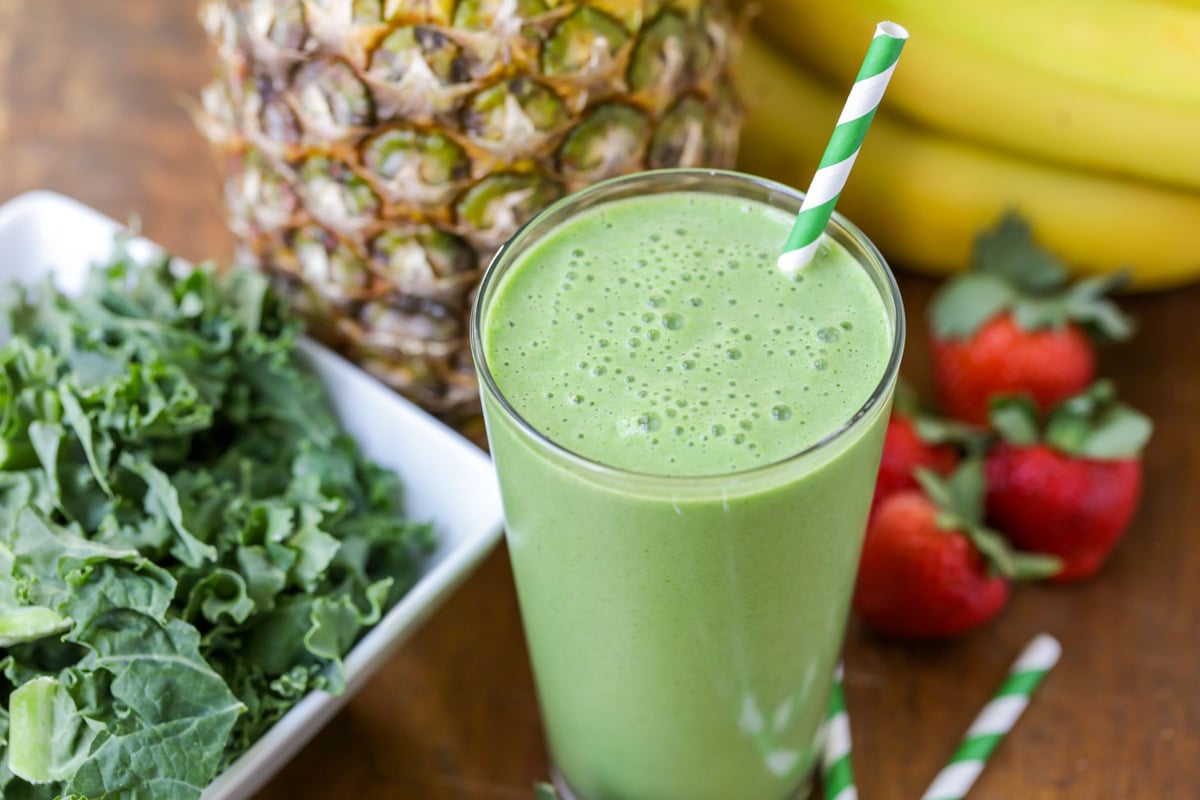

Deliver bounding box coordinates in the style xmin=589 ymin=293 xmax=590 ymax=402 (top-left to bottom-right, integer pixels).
xmin=471 ymin=169 xmax=904 ymax=800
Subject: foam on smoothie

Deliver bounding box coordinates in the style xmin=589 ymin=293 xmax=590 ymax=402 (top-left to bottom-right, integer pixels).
xmin=484 ymin=191 xmax=891 ymax=477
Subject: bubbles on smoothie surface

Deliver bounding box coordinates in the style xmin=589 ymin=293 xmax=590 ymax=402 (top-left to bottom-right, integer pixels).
xmin=816 ymin=326 xmax=840 ymax=343
xmin=483 ymin=191 xmax=890 ymax=475
xmin=636 ymin=412 xmax=661 ymax=432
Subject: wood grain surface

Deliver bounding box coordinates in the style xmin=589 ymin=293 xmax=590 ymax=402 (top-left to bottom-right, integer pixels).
xmin=1 ymin=2 xmax=1196 ymax=798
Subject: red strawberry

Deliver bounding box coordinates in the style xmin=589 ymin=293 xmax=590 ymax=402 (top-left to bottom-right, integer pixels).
xmin=927 ymin=212 xmax=1131 ymax=425
xmin=985 ymin=383 xmax=1151 ymax=582
xmin=873 ymin=414 xmax=959 ymax=509
xmin=872 ymin=384 xmax=985 ymax=516
xmin=854 ymin=461 xmax=1059 ymax=639
xmin=930 ymin=313 xmax=1094 ymax=424
xmin=855 ymin=491 xmax=1008 ymax=638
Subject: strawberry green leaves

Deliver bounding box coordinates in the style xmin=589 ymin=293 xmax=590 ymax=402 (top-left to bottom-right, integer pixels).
xmin=1037 ymin=273 xmax=1133 ymax=341
xmin=988 ymin=396 xmax=1042 ymax=447
xmin=973 ymin=212 xmax=1068 ymax=292
xmin=891 ymin=379 xmax=989 ymax=452
xmin=1045 ymin=382 xmax=1152 ymax=458
xmin=927 ymin=273 xmax=1017 ymax=339
xmin=930 ymin=211 xmax=1132 ymax=341
xmin=991 ymin=381 xmax=1153 ymax=460
xmin=0 ymin=253 xmax=433 ymax=798
xmin=916 ymin=461 xmax=1061 ymax=581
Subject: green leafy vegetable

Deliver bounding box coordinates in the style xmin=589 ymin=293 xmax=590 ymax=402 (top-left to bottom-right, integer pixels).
xmin=0 ymin=251 xmax=434 ymax=798
xmin=8 ymin=675 xmax=94 ymax=785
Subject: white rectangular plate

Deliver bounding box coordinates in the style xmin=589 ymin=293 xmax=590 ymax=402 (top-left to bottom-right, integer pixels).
xmin=0 ymin=190 xmax=504 ymax=800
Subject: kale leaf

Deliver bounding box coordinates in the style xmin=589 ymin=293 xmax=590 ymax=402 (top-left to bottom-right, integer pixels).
xmin=0 ymin=252 xmax=434 ymax=798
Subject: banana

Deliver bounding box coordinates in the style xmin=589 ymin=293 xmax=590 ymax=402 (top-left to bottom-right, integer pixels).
xmin=881 ymin=0 xmax=1200 ymax=108
xmin=748 ymin=0 xmax=1200 ymax=192
xmin=734 ymin=36 xmax=1200 ymax=290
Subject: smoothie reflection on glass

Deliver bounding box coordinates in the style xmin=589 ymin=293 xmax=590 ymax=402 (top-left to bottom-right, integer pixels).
xmin=471 ymin=169 xmax=904 ymax=800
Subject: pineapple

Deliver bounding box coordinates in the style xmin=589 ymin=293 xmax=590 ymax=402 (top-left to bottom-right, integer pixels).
xmin=198 ymin=0 xmax=743 ymax=426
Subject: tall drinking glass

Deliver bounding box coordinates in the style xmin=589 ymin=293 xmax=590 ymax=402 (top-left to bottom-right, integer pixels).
xmin=471 ymin=169 xmax=904 ymax=800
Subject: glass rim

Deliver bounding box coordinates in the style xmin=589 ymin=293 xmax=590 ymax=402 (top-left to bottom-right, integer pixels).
xmin=470 ymin=167 xmax=906 ymax=488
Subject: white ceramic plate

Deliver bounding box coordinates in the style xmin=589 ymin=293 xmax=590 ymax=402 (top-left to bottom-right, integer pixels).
xmin=0 ymin=190 xmax=504 ymax=800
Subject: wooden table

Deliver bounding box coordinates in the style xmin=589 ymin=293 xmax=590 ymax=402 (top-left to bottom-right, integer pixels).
xmin=2 ymin=3 xmax=1196 ymax=797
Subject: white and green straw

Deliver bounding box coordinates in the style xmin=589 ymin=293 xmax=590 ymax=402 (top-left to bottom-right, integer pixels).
xmin=777 ymin=21 xmax=909 ymax=275
xmin=921 ymin=634 xmax=1063 ymax=800
xmin=822 ymin=663 xmax=857 ymax=800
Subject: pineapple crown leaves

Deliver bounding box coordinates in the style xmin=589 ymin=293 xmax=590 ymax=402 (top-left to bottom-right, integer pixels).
xmin=929 ymin=211 xmax=1134 ymax=342
xmin=894 ymin=379 xmax=990 ymax=453
xmin=916 ymin=460 xmax=1061 ymax=581
xmin=990 ymin=380 xmax=1153 ymax=460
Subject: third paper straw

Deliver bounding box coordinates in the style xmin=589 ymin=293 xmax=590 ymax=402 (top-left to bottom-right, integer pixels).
xmin=777 ymin=22 xmax=908 ymax=274
xmin=921 ymin=634 xmax=1063 ymax=800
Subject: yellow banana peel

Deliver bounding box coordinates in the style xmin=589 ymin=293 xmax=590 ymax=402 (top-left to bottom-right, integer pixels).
xmin=748 ymin=0 xmax=1200 ymax=192
xmin=734 ymin=36 xmax=1200 ymax=290
xmin=880 ymin=0 xmax=1200 ymax=109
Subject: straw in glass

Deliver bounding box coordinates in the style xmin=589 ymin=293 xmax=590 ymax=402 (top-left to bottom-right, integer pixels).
xmin=778 ymin=21 xmax=909 ymax=275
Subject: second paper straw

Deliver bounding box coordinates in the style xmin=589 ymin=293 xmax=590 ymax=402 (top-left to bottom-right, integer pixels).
xmin=778 ymin=21 xmax=908 ymax=274
xmin=921 ymin=634 xmax=1063 ymax=800
xmin=822 ymin=663 xmax=857 ymax=800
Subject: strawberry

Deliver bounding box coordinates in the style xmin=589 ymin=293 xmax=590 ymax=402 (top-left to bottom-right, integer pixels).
xmin=930 ymin=313 xmax=1095 ymax=425
xmin=872 ymin=383 xmax=986 ymax=515
xmin=985 ymin=382 xmax=1152 ymax=582
xmin=927 ymin=212 xmax=1132 ymax=424
xmin=874 ymin=414 xmax=959 ymax=507
xmin=855 ymin=490 xmax=1009 ymax=638
xmin=854 ymin=460 xmax=1059 ymax=639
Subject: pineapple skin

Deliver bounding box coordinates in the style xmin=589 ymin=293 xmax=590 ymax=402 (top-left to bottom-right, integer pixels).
xmin=200 ymin=0 xmax=743 ymax=425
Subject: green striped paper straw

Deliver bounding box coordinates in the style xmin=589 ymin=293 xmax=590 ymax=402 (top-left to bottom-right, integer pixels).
xmin=822 ymin=663 xmax=857 ymax=800
xmin=777 ymin=21 xmax=908 ymax=275
xmin=921 ymin=634 xmax=1063 ymax=800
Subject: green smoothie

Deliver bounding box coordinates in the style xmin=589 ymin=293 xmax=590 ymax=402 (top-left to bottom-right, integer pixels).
xmin=474 ymin=172 xmax=901 ymax=800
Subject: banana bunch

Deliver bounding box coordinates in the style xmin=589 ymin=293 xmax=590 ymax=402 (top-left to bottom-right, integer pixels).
xmin=735 ymin=1 xmax=1200 ymax=290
